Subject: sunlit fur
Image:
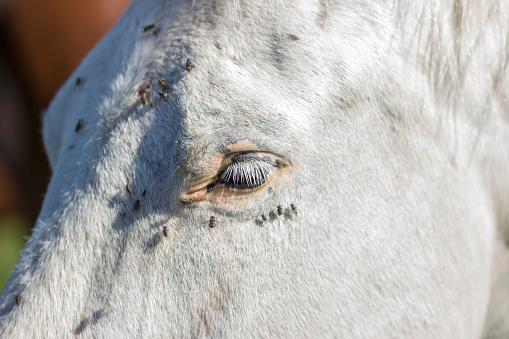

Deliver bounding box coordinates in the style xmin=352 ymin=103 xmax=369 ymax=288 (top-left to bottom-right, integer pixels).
xmin=1 ymin=0 xmax=509 ymax=338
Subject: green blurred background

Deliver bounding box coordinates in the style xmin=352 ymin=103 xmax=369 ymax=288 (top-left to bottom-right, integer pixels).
xmin=0 ymin=218 xmax=27 ymax=289
xmin=0 ymin=0 xmax=129 ymax=290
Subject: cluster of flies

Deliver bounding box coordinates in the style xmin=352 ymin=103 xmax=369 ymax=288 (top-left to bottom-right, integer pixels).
xmin=160 ymin=204 xmax=298 ymax=237
xmin=161 ymin=204 xmax=298 ymax=237
xmin=137 ymin=23 xmax=195 ymax=107
xmin=138 ymin=77 xmax=174 ymax=107
xmin=256 ymin=204 xmax=298 ymax=226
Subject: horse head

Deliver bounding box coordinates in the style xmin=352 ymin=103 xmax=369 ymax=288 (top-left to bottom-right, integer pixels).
xmin=1 ymin=1 xmax=509 ymax=337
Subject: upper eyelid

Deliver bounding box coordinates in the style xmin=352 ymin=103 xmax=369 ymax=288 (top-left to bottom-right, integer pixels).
xmin=230 ymin=152 xmax=276 ymax=164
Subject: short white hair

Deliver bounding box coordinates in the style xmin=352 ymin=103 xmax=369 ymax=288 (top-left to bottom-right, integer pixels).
xmin=394 ymin=0 xmax=509 ymax=116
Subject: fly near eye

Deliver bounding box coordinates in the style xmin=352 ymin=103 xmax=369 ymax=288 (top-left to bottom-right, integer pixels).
xmin=217 ymin=156 xmax=275 ymax=190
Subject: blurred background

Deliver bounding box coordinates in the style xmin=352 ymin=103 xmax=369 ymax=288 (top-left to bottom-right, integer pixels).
xmin=0 ymin=0 xmax=130 ymax=290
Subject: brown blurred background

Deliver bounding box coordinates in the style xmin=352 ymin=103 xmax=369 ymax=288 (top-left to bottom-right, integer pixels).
xmin=0 ymin=0 xmax=130 ymax=289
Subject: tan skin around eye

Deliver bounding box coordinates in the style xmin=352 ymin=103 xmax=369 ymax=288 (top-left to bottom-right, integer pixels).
xmin=179 ymin=149 xmax=291 ymax=206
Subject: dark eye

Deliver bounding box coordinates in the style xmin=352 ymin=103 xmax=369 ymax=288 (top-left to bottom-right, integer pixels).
xmin=217 ymin=153 xmax=276 ymax=190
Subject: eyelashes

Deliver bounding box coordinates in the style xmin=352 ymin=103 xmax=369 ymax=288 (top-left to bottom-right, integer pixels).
xmin=216 ymin=154 xmax=276 ymax=190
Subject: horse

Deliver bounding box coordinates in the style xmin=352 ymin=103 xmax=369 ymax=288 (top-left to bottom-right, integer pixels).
xmin=1 ymin=0 xmax=509 ymax=337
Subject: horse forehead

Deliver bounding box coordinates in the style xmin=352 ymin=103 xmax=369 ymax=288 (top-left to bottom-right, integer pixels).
xmin=44 ymin=0 xmax=385 ymax=166
xmin=94 ymin=3 xmax=325 ymax=140
xmin=123 ymin=0 xmax=375 ymax=127
xmin=144 ymin=0 xmax=326 ymax=110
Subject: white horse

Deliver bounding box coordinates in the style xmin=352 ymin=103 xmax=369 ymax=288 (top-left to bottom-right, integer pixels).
xmin=1 ymin=0 xmax=509 ymax=337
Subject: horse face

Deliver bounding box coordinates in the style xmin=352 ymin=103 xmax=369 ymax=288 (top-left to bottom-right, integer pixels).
xmin=1 ymin=1 xmax=507 ymax=337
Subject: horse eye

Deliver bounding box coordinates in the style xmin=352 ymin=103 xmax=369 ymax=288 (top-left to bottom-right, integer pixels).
xmin=180 ymin=151 xmax=289 ymax=204
xmin=217 ymin=153 xmax=276 ymax=190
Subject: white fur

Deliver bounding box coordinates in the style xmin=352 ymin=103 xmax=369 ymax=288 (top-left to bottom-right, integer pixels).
xmin=1 ymin=0 xmax=509 ymax=338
